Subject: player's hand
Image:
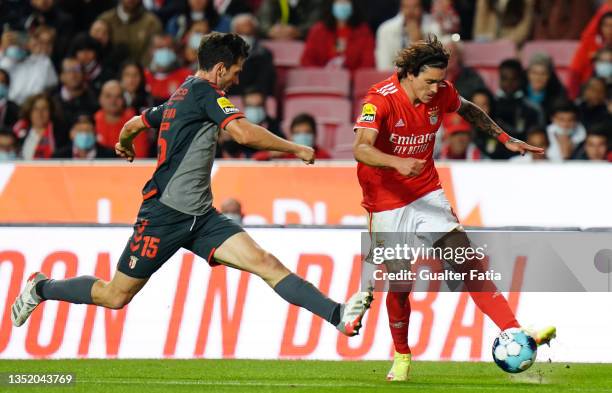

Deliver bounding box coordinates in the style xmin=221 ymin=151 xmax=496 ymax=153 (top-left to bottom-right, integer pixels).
xmin=295 ymin=145 xmax=315 ymax=165
xmin=115 ymin=142 xmax=136 ymax=162
xmin=394 ymin=158 xmax=426 ymax=177
xmin=504 ymin=138 xmax=545 ymax=156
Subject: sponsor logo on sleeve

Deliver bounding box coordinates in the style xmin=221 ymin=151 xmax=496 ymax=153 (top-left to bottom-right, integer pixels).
xmin=217 ymin=97 xmax=240 ymax=115
xmin=359 ymin=103 xmax=377 ymax=123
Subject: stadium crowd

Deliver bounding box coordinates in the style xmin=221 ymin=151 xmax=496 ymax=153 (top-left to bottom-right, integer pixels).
xmin=0 ymin=0 xmax=610 ymax=162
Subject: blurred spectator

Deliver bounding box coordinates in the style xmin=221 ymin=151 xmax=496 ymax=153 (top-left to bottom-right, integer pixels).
xmin=89 ymin=19 xmax=130 ymax=75
xmin=14 ymin=93 xmax=61 ymax=159
xmin=470 ymin=87 xmax=508 ymax=158
xmin=524 ymin=53 xmax=567 ymax=121
xmin=220 ymin=197 xmax=244 ymax=224
xmin=510 ymin=127 xmax=550 ymax=162
xmin=533 ymin=0 xmax=594 ymax=40
xmin=69 ymin=33 xmax=114 ymax=95
xmin=167 ymin=0 xmax=231 ymax=39
xmin=258 ymin=0 xmax=323 ymax=40
xmin=120 ymin=61 xmax=154 ymax=113
xmin=227 ymin=13 xmax=276 ymax=96
xmin=141 ymin=0 xmax=185 ymax=25
xmin=362 ymin=0 xmax=400 ymax=33
xmin=19 ymin=0 xmax=75 ymax=63
xmin=454 ymin=0 xmax=476 ymax=40
xmin=214 ymin=0 xmax=252 ymax=17
xmin=593 ymin=47 xmax=612 ymax=83
xmin=431 ymin=0 xmax=461 ymax=36
xmin=569 ymin=10 xmax=612 ymax=98
xmin=218 ymin=88 xmax=283 ymax=158
xmin=300 ymin=0 xmax=375 ymax=72
xmin=445 ymin=39 xmax=486 ymax=98
xmin=252 ymin=113 xmax=331 ymax=160
xmin=546 ymin=100 xmax=586 ymax=161
xmin=182 ymin=21 xmax=211 ymax=70
xmin=52 ymin=115 xmax=116 ymax=159
xmin=52 ymin=57 xmax=99 ymax=138
xmin=55 ymin=0 xmax=115 ymax=33
xmin=574 ymin=122 xmax=611 ymax=161
xmin=577 ymin=77 xmax=610 ymax=131
xmin=495 ymin=59 xmax=542 ymax=155
xmin=0 ymin=69 xmax=19 ymax=129
xmin=375 ymin=0 xmax=442 ymax=71
xmin=94 ymin=80 xmax=150 ymax=158
xmin=437 ymin=112 xmax=482 ymax=160
xmin=0 ymin=29 xmax=58 ymax=105
xmin=97 ymin=0 xmax=163 ymax=64
xmin=473 ymin=0 xmax=535 ymax=46
xmin=144 ymin=34 xmax=191 ymax=104
xmin=0 ymin=127 xmax=19 ymax=161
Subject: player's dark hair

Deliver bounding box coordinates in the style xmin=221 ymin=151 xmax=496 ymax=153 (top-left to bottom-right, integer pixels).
xmin=395 ymin=35 xmax=449 ymax=79
xmin=290 ymin=113 xmax=317 ymax=136
xmin=197 ymin=32 xmax=250 ymax=71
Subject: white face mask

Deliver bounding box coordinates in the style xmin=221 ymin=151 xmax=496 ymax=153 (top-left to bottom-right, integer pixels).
xmin=595 ymin=61 xmax=612 ymax=78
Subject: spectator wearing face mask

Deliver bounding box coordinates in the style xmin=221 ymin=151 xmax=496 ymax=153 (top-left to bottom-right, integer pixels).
xmin=252 ymin=113 xmax=331 ymax=160
xmin=300 ymin=0 xmax=375 ymax=72
xmin=182 ymin=21 xmax=211 ymax=71
xmin=220 ymin=198 xmax=244 ymax=224
xmin=0 ymin=69 xmax=19 ymax=129
xmin=592 ymin=47 xmax=612 ymax=84
xmin=217 ymin=88 xmax=284 ymax=159
xmin=52 ymin=115 xmax=116 ymax=159
xmin=437 ymin=112 xmax=482 ymax=161
xmin=227 ymin=13 xmax=275 ymax=96
xmin=144 ymin=34 xmax=191 ymax=105
xmin=0 ymin=127 xmax=19 ymax=161
xmin=0 ymin=29 xmax=58 ymax=105
xmin=577 ymin=77 xmax=610 ymax=131
xmin=546 ymin=100 xmax=586 ymax=161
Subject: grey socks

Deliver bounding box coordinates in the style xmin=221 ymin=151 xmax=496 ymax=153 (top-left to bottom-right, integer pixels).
xmin=273 ymin=273 xmax=341 ymax=325
xmin=37 ymin=276 xmax=98 ymax=304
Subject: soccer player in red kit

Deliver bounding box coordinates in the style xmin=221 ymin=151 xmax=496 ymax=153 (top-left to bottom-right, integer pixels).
xmin=353 ymin=36 xmax=556 ymax=381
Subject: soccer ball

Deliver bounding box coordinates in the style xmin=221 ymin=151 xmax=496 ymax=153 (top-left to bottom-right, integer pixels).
xmin=492 ymin=328 xmax=537 ymax=373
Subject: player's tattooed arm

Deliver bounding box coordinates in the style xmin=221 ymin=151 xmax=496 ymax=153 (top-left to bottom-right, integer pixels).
xmin=457 ymin=97 xmax=544 ymax=156
xmin=456 ymin=97 xmax=515 ymax=141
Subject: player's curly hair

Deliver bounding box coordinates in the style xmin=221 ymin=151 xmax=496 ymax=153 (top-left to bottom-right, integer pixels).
xmin=197 ymin=32 xmax=250 ymax=71
xmin=395 ymin=35 xmax=450 ymax=80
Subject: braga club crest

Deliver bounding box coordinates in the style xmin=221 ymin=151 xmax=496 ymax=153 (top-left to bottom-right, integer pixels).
xmin=428 ymin=106 xmax=439 ymax=125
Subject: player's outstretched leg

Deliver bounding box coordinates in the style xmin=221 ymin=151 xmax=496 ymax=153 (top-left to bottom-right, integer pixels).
xmin=435 ymin=230 xmax=556 ymax=344
xmin=12 ymin=271 xmax=147 ymax=327
xmin=213 ymin=232 xmax=373 ymax=336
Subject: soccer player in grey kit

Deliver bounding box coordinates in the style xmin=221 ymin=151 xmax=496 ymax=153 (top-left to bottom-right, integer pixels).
xmin=12 ymin=33 xmax=372 ymax=338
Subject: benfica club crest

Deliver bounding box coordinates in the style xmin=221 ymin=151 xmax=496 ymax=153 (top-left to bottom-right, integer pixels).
xmin=427 ymin=106 xmax=440 ymax=125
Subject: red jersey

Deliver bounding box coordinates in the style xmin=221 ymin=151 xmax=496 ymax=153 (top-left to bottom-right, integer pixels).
xmin=353 ymin=73 xmax=461 ymax=212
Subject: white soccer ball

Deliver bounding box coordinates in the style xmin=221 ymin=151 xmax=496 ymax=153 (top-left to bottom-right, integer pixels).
xmin=492 ymin=328 xmax=537 ymax=373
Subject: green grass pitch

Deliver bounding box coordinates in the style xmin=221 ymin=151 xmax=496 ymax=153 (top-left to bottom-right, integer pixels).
xmin=0 ymin=359 xmax=611 ymax=392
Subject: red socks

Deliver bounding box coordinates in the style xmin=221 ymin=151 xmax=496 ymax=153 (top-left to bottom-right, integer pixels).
xmin=386 ymin=291 xmax=411 ymax=354
xmin=469 ymin=291 xmax=520 ymax=330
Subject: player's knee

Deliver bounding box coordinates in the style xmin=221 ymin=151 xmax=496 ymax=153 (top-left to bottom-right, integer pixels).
xmin=251 ymin=250 xmax=282 ymax=273
xmin=106 ymin=292 xmax=133 ymax=310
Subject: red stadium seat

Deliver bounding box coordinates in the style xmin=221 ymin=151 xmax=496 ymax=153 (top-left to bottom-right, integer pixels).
xmin=228 ymin=95 xmax=277 ymax=118
xmin=285 ymin=68 xmax=351 ymax=97
xmin=284 ymin=97 xmax=352 ymax=126
xmin=462 ymin=40 xmax=517 ymax=68
xmin=260 ymin=40 xmax=304 ymax=68
xmin=521 ymin=40 xmax=579 ymax=68
xmin=353 ymin=69 xmax=391 ymax=99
